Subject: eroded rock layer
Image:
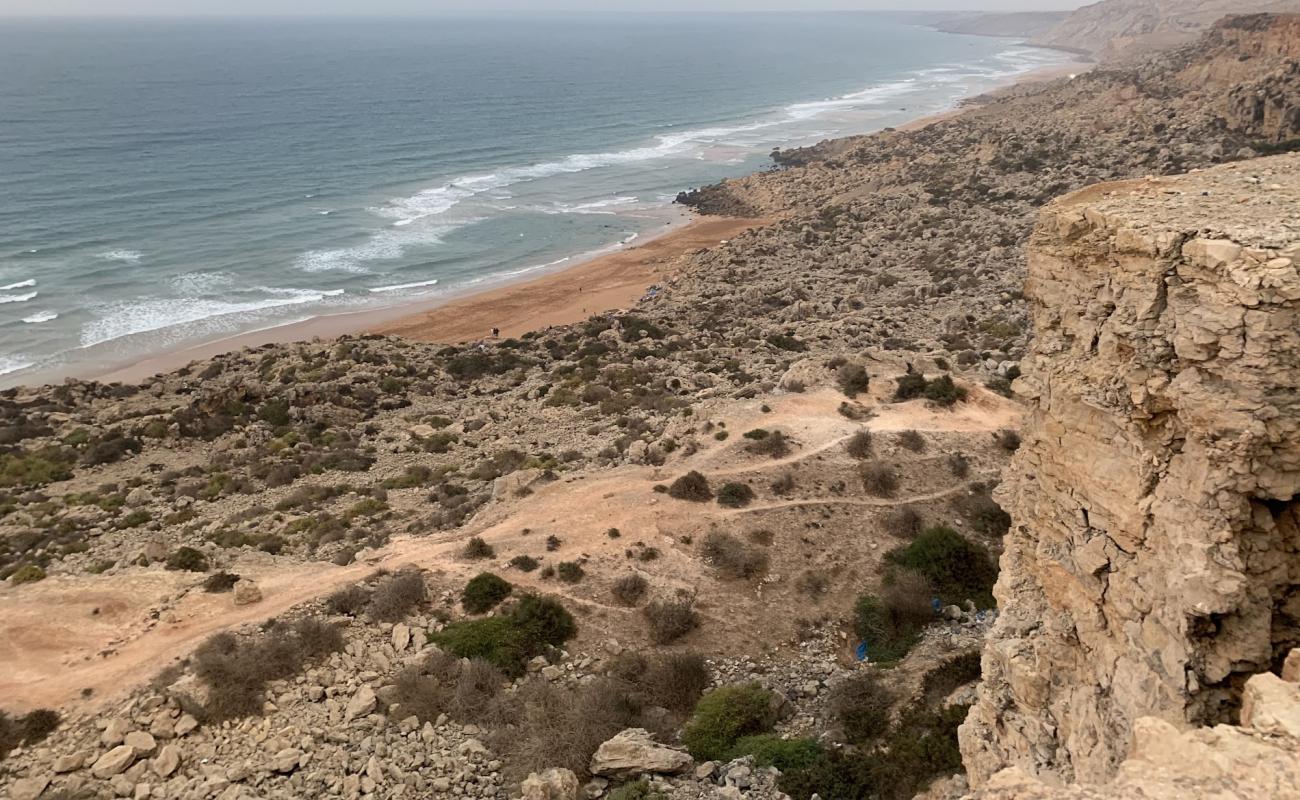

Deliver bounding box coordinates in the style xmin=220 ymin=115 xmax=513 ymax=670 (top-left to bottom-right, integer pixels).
xmin=960 ymin=154 xmax=1300 ymax=785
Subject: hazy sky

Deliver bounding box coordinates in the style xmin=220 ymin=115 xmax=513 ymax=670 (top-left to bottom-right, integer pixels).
xmin=0 ymin=1 xmax=1084 ymax=17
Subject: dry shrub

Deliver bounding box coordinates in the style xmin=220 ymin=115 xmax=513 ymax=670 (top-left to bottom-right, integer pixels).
xmin=747 ymin=430 xmax=790 ymax=458
xmin=641 ymin=652 xmax=711 ymax=713
xmin=952 ymin=490 xmax=1012 ymax=537
xmin=837 ymin=363 xmax=870 ymax=398
xmin=611 ymin=573 xmax=649 ymax=606
xmin=716 ymin=482 xmax=756 ymax=508
xmin=701 ymin=531 xmax=768 ymax=579
xmin=846 ymin=430 xmax=873 ymax=459
xmin=896 ymin=430 xmax=926 ymax=452
xmin=325 ymin=584 xmax=371 ymax=616
xmin=192 ymin=617 xmax=344 ymax=721
xmin=882 ymin=505 xmax=923 ymax=538
xmin=829 ymin=671 xmax=894 ymax=744
xmin=995 ymin=429 xmax=1021 ymax=452
xmin=947 ymin=452 xmax=970 ymax=478
xmin=391 ymin=651 xmax=506 ymax=725
xmin=462 ymin=536 xmax=495 ymax=560
xmin=504 ymin=677 xmax=642 ymax=781
xmin=365 ymin=570 xmax=427 ymax=621
xmin=770 ymin=472 xmax=795 ymax=495
xmin=860 ymin=462 xmax=899 ymax=497
xmin=796 ymin=570 xmax=830 ymax=598
xmin=644 ymin=593 xmax=700 ymax=644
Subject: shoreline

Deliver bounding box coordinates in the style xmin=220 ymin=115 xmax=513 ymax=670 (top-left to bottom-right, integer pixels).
xmin=76 ymin=58 xmax=1090 ymax=387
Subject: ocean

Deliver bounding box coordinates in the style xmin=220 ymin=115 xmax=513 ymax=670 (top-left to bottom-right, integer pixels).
xmin=0 ymin=14 xmax=1069 ymax=386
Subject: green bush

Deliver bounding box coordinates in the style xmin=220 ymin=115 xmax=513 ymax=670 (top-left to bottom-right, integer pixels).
xmin=893 ymin=373 xmax=928 ymax=401
xmin=165 ymin=547 xmax=209 ymax=573
xmin=923 ymin=375 xmax=967 ymax=407
xmin=732 ymin=734 xmax=824 ymax=771
xmin=775 ymin=701 xmax=969 ymax=800
xmin=668 ymin=471 xmax=712 ymax=502
xmin=433 ymin=594 xmax=576 ymax=677
xmin=462 ymin=572 xmax=513 ymax=614
xmin=607 ymin=780 xmax=666 ymax=800
xmin=509 ymin=554 xmax=540 ymax=572
xmin=0 ymin=448 xmax=74 ymax=489
xmin=716 ymin=482 xmax=756 ymax=508
xmin=885 ymin=526 xmax=997 ymax=607
xmin=9 ymin=564 xmax=46 ymax=585
xmin=681 ymin=684 xmax=777 ymax=761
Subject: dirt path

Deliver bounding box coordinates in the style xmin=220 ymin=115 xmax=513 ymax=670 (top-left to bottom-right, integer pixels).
xmin=0 ymin=383 xmax=1024 ymax=714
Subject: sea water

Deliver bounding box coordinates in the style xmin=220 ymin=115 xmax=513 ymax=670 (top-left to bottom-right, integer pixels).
xmin=0 ymin=13 xmax=1069 ymax=385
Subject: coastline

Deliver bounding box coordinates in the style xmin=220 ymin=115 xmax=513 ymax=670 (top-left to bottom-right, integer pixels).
xmin=83 ymin=58 xmax=1091 ymax=388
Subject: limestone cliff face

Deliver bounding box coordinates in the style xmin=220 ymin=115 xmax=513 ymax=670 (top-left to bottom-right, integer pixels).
xmin=959 ymin=154 xmax=1300 ymax=786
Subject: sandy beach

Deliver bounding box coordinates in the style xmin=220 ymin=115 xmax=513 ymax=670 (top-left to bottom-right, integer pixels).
xmin=92 ymin=214 xmax=761 ymax=383
xmin=86 ymin=59 xmax=1090 ymax=387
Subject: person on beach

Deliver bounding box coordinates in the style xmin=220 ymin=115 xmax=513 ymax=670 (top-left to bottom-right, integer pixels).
xmin=491 ymin=327 xmax=500 ymax=338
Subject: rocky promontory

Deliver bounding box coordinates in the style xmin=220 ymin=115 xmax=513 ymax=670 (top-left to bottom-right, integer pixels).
xmin=961 ymin=154 xmax=1300 ymax=789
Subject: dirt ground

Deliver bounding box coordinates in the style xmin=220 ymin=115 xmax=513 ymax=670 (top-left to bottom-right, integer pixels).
xmin=0 ymin=379 xmax=1023 ymax=714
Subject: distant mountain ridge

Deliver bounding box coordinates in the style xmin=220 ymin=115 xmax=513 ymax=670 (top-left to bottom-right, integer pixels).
xmin=1034 ymin=0 xmax=1300 ymax=61
xmin=932 ymin=0 xmax=1300 ymax=62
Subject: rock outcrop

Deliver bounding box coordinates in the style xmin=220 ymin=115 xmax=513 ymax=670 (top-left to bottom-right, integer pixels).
xmin=966 ymin=655 xmax=1300 ymax=799
xmin=961 ymin=154 xmax=1300 ymax=786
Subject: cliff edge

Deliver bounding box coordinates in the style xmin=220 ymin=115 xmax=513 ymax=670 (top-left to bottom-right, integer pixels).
xmin=960 ymin=153 xmax=1300 ymax=788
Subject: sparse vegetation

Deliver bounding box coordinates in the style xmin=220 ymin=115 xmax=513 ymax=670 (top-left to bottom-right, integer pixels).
xmin=365 ymin=570 xmax=427 ymax=621
xmin=462 ymin=536 xmax=495 ymax=560
xmin=746 ymin=429 xmax=790 ymax=458
xmin=325 ymin=584 xmax=371 ymax=616
xmin=701 ymin=531 xmax=768 ymax=579
xmin=643 ymin=593 xmax=700 ymax=644
xmin=859 ymin=462 xmax=899 ymax=497
xmin=202 ymin=572 xmax=241 ymax=593
xmin=846 ymin=430 xmax=873 ymax=458
xmin=556 ymin=561 xmax=585 ymax=583
xmin=190 ymin=617 xmax=343 ymax=721
xmin=716 ymin=481 xmax=756 ymax=508
xmin=612 ymin=573 xmax=648 ymax=606
xmin=509 ymin=554 xmax=540 ymax=572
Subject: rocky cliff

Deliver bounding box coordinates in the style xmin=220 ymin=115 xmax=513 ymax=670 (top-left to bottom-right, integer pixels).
xmin=960 ymin=154 xmax=1300 ymax=786
xmin=1031 ymin=0 xmax=1300 ymax=61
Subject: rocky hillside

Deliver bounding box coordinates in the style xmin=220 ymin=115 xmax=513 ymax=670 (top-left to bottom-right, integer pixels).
xmin=1032 ymin=0 xmax=1300 ymax=61
xmin=960 ymin=153 xmax=1300 ymax=788
xmin=928 ymin=12 xmax=1070 ymax=41
xmin=0 ymin=13 xmax=1298 ymax=800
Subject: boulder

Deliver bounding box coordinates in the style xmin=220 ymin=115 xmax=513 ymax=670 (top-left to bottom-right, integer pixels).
xmin=520 ymin=768 xmax=580 ymax=800
xmin=153 ymin=744 xmax=182 ymax=778
xmin=232 ymin=579 xmax=262 ymax=606
xmin=344 ymin=685 xmax=377 ymax=721
xmin=9 ymin=775 xmax=50 ymax=800
xmin=91 ymin=745 xmax=138 ymax=778
xmin=589 ymin=728 xmax=693 ymax=778
xmin=123 ymin=730 xmax=157 ymax=757
xmin=271 ymin=747 xmax=303 ymax=773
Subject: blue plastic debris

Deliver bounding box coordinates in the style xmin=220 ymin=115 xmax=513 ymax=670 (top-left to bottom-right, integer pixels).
xmin=854 ymin=641 xmax=868 ymax=662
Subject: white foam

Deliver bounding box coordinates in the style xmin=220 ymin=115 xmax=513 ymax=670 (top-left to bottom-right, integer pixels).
xmin=22 ymin=310 xmax=57 ymax=323
xmin=0 ymin=279 xmax=35 ymax=290
xmin=96 ymin=249 xmax=143 ymax=264
xmin=368 ymin=278 xmax=440 ymax=294
xmin=785 ymin=79 xmax=918 ymax=121
xmin=540 ymin=196 xmax=641 ymax=216
xmin=80 ymin=288 xmax=340 ymax=348
xmin=0 ymin=291 xmax=37 ymax=304
xmin=0 ymin=356 xmax=33 ymax=377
